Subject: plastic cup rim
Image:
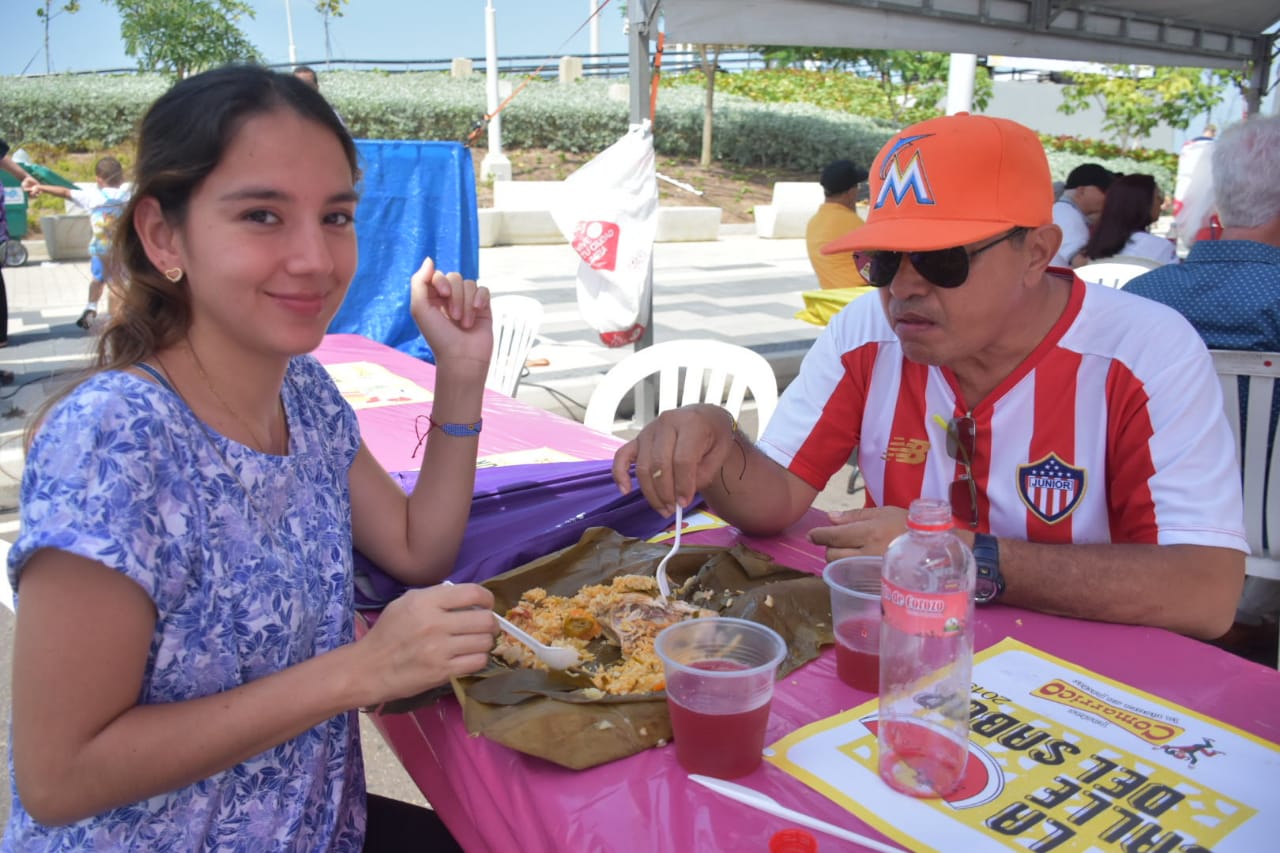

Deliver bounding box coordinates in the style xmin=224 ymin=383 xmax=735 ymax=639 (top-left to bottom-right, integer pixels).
xmin=654 ymin=616 xmax=787 ymax=679
xmin=823 ymin=557 xmax=882 ymax=602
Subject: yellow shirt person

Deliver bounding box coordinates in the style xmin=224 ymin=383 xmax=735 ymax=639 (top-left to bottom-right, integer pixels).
xmin=805 ymin=160 xmax=868 ymax=289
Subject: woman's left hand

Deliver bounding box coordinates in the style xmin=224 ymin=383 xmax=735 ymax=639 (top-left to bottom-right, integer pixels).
xmin=410 ymin=256 xmax=493 ymax=369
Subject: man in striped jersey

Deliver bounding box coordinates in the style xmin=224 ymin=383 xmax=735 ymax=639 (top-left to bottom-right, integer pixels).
xmin=614 ymin=113 xmax=1247 ymax=640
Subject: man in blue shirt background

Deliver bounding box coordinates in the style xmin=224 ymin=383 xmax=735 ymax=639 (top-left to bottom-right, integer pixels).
xmin=1127 ymin=114 xmax=1280 ymax=664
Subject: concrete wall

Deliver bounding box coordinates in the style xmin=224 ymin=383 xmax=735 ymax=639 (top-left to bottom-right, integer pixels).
xmin=983 ymin=79 xmax=1180 ymax=152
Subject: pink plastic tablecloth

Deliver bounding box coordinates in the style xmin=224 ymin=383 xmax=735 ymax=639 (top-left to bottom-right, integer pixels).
xmin=315 ymin=334 xmax=1280 ymax=853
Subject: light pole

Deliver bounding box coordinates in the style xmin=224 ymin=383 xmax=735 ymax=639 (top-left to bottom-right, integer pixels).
xmin=589 ymin=0 xmax=600 ymax=57
xmin=481 ymin=0 xmax=512 ymax=182
xmin=945 ymin=54 xmax=977 ymax=115
xmin=284 ymin=0 xmax=298 ymax=66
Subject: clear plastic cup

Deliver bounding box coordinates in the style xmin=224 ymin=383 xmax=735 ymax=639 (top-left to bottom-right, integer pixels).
xmin=654 ymin=617 xmax=787 ymax=779
xmin=823 ymin=555 xmax=883 ymax=693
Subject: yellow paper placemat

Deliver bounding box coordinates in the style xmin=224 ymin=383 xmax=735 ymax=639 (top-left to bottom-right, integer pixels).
xmin=766 ymin=637 xmax=1280 ymax=852
xmin=323 ymin=361 xmax=433 ymax=409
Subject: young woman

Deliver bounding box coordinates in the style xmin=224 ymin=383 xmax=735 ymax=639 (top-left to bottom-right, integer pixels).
xmin=1075 ymin=173 xmax=1179 ymax=267
xmin=5 ymin=65 xmax=496 ymax=850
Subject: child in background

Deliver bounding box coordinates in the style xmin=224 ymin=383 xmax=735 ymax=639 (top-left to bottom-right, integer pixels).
xmin=33 ymin=156 xmax=132 ymax=329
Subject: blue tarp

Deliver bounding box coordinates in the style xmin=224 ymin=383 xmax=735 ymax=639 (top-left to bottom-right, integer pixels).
xmin=329 ymin=140 xmax=479 ymax=363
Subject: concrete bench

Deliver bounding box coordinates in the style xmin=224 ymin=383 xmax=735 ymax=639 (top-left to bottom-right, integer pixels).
xmin=753 ymin=181 xmax=824 ymax=239
xmin=655 ymin=206 xmax=720 ymax=242
xmin=479 ymin=181 xmax=721 ymax=247
xmin=40 ymin=214 xmax=91 ymax=260
xmin=488 ymin=181 xmax=567 ymax=246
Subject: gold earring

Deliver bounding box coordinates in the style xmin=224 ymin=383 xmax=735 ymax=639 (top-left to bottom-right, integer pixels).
xmin=163 ymin=267 xmax=184 ymax=283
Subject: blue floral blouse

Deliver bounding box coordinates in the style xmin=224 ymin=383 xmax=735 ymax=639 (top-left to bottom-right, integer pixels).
xmin=5 ymin=355 xmax=366 ymax=851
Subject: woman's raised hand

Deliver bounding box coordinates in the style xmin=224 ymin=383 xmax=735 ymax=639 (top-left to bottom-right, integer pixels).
xmin=410 ymin=256 xmax=493 ymax=372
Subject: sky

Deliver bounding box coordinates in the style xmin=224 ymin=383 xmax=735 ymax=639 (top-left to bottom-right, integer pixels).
xmin=3 ymin=1 xmax=631 ymax=77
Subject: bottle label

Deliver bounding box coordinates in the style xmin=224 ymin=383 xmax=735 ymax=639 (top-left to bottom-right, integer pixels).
xmin=881 ymin=579 xmax=969 ymax=637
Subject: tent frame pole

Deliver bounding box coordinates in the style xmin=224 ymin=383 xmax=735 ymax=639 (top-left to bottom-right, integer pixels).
xmin=629 ymin=0 xmax=661 ymax=423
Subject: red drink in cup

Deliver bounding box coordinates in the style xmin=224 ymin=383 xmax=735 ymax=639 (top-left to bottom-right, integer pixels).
xmin=823 ymin=557 xmax=883 ymax=693
xmin=655 ymin=618 xmax=787 ymax=780
xmin=834 ymin=619 xmax=880 ymax=692
xmin=667 ymin=660 xmax=773 ymax=778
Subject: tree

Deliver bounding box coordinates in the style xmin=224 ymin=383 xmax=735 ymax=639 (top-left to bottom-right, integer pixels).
xmin=108 ymin=0 xmax=261 ymax=79
xmin=313 ymin=0 xmax=350 ymax=66
xmin=34 ymin=1 xmax=81 ymax=75
xmin=695 ymin=45 xmax=721 ymax=166
xmin=1057 ymin=66 xmax=1235 ymax=150
xmin=755 ymin=46 xmax=993 ymax=125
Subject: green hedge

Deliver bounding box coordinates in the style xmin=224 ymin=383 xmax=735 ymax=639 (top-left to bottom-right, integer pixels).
xmin=0 ymin=70 xmax=1170 ymax=188
xmin=0 ymin=74 xmax=169 ymax=148
xmin=0 ymin=71 xmax=902 ymax=174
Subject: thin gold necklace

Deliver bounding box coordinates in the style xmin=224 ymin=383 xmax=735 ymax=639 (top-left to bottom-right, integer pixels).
xmin=186 ymin=340 xmax=284 ymax=455
xmin=149 ymin=354 xmax=288 ymax=543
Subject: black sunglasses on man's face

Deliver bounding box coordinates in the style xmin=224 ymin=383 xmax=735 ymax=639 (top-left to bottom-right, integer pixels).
xmin=854 ymin=227 xmax=1028 ymax=289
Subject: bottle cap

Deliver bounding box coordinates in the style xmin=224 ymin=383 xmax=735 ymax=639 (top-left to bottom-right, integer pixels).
xmin=906 ymin=497 xmax=954 ymax=531
xmin=769 ymin=828 xmax=818 ymax=853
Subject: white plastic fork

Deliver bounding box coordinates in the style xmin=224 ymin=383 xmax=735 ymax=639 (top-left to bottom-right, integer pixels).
xmin=654 ymin=502 xmax=683 ymax=600
xmin=443 ymin=581 xmax=580 ymax=670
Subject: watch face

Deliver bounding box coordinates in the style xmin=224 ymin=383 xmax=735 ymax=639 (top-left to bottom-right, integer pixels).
xmin=974 ymin=577 xmax=998 ymax=603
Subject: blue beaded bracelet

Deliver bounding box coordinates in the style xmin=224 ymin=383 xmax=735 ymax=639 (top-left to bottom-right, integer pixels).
xmin=428 ymin=413 xmax=483 ymax=437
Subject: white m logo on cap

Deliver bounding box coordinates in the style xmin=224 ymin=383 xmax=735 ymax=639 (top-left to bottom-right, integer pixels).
xmin=875 ymin=134 xmax=935 ymax=210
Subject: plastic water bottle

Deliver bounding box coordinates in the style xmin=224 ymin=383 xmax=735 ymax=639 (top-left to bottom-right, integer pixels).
xmin=877 ymin=497 xmax=976 ymax=798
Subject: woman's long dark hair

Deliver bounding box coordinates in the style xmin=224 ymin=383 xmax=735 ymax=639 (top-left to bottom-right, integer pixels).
xmin=1083 ymin=173 xmax=1160 ymax=261
xmin=28 ymin=64 xmax=359 ymax=445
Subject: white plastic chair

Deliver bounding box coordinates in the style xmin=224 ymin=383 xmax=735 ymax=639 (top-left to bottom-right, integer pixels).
xmin=485 ymin=295 xmax=544 ymax=397
xmin=1211 ymin=350 xmax=1280 ymax=665
xmin=582 ymin=339 xmax=779 ymax=439
xmin=1074 ymin=257 xmax=1161 ymax=289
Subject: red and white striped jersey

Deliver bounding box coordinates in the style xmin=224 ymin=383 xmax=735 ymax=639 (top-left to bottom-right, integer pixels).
xmin=759 ymin=277 xmax=1248 ymax=550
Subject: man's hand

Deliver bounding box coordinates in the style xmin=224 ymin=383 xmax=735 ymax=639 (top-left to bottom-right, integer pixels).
xmin=612 ymin=403 xmax=738 ymax=517
xmin=808 ymin=506 xmax=909 ymax=561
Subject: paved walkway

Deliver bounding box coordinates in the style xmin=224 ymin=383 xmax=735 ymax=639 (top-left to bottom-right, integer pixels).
xmin=480 ymin=223 xmax=823 ymax=420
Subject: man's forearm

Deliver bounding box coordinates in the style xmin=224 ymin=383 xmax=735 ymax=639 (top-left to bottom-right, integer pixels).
xmin=701 ymin=438 xmax=816 ymax=536
xmin=995 ymin=539 xmax=1243 ymax=639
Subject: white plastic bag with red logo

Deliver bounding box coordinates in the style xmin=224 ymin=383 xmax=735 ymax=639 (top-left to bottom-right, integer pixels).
xmin=550 ymin=123 xmax=657 ymax=347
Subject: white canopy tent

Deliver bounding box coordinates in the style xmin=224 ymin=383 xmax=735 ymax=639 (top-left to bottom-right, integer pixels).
xmin=656 ymin=0 xmax=1278 ymax=110
xmin=618 ymin=0 xmax=1277 ymax=367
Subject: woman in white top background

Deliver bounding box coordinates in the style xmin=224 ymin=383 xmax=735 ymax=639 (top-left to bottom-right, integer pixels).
xmin=1074 ymin=173 xmax=1179 ymax=268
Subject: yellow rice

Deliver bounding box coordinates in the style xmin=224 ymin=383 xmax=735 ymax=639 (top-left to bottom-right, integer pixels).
xmin=494 ymin=575 xmax=711 ymax=694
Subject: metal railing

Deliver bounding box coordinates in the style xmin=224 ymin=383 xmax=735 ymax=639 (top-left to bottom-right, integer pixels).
xmin=9 ymin=50 xmax=769 ymax=80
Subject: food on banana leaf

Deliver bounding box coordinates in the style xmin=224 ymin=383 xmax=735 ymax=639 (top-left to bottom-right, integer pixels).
xmin=493 ymin=574 xmax=715 ymax=694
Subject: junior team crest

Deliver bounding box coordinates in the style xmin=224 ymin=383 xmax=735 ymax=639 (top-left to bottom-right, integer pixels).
xmin=1017 ymin=453 xmax=1086 ymax=525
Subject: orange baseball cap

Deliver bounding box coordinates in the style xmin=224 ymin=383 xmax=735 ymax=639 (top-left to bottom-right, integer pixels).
xmin=823 ymin=113 xmax=1054 ymax=254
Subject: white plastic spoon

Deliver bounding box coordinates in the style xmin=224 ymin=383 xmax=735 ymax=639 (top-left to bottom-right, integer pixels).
xmin=493 ymin=610 xmax=581 ymax=670
xmin=653 ymin=502 xmax=683 ymax=600
xmin=443 ymin=581 xmax=580 ymax=670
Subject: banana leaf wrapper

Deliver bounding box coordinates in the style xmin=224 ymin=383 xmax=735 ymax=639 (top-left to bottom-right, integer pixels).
xmin=445 ymin=526 xmax=833 ymax=770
